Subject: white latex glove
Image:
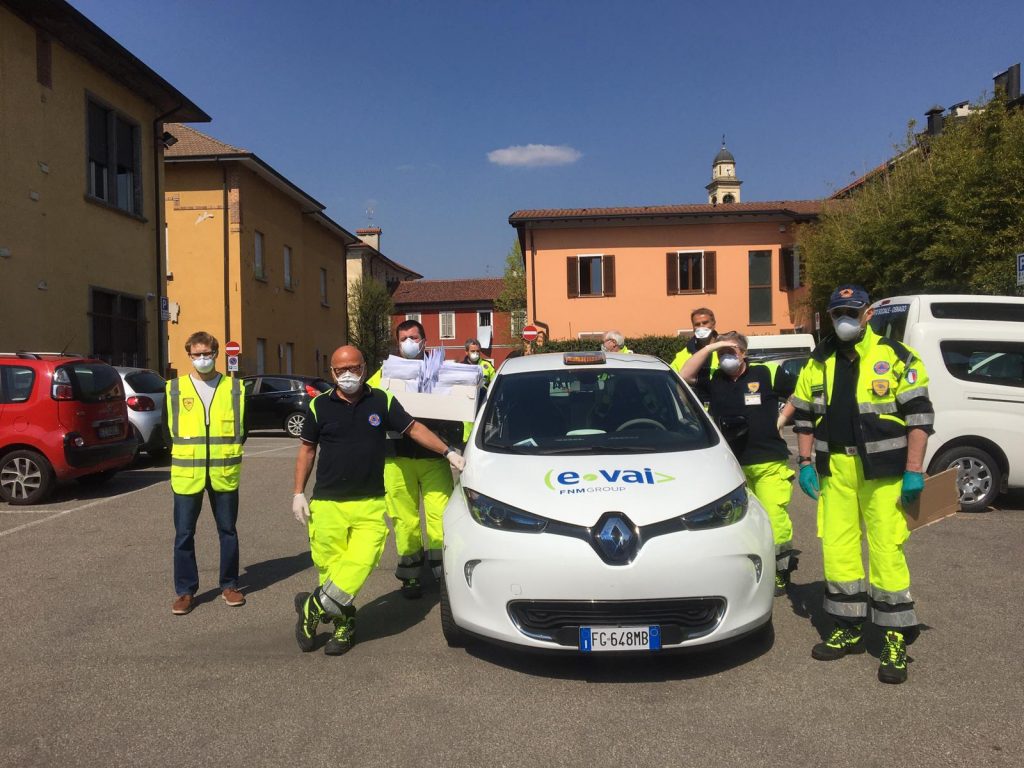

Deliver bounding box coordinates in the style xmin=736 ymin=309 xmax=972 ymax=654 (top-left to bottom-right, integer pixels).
xmin=446 ymin=449 xmax=466 ymax=472
xmin=776 ymin=415 xmax=787 ymax=434
xmin=292 ymin=493 xmax=310 ymax=525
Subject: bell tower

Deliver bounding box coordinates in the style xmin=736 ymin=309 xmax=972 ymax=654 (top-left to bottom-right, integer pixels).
xmin=706 ymin=137 xmax=742 ymax=205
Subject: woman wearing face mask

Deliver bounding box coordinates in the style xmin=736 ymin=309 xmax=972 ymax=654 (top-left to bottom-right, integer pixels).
xmin=681 ymin=331 xmax=797 ymax=597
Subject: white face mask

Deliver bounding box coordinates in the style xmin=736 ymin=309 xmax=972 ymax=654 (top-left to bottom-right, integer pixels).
xmin=192 ymin=356 xmax=215 ymax=374
xmin=833 ymin=315 xmax=863 ymax=342
xmin=335 ymin=371 xmax=362 ymax=394
xmin=694 ymin=327 xmax=713 ymax=340
xmin=399 ymin=338 xmax=423 ymax=359
xmin=719 ymin=355 xmax=742 ymax=375
xmin=468 ymin=352 xmax=480 ymax=362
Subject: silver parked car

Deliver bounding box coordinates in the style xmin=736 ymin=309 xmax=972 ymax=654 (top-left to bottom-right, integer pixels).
xmin=116 ymin=367 xmax=168 ymax=457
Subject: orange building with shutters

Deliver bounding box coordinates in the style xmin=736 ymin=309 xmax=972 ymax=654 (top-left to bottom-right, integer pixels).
xmin=509 ymin=199 xmax=822 ymax=342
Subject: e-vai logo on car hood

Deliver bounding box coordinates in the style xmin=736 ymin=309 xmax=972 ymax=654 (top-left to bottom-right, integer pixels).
xmin=544 ymin=467 xmax=676 ymax=495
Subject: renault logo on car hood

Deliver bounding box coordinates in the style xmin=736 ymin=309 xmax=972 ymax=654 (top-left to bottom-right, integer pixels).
xmin=592 ymin=512 xmax=638 ymax=565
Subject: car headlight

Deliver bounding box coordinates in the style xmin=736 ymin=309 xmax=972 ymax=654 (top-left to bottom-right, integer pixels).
xmin=682 ymin=485 xmax=748 ymax=529
xmin=464 ymin=489 xmax=548 ymax=533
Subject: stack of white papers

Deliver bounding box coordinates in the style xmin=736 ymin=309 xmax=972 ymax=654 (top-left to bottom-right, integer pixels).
xmin=381 ymin=355 xmax=422 ymax=382
xmin=437 ymin=361 xmax=483 ymax=387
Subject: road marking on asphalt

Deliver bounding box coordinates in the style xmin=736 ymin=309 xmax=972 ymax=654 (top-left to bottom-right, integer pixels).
xmin=0 ymin=483 xmax=156 ymax=539
xmin=245 ymin=444 xmax=299 ymax=457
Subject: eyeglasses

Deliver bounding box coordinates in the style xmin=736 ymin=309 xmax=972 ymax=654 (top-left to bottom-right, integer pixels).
xmin=331 ymin=365 xmax=363 ymax=376
xmin=189 ymin=350 xmax=215 ymax=359
xmin=829 ymin=308 xmax=861 ymax=320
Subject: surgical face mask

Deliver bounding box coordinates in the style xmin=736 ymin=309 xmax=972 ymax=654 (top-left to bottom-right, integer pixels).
xmin=693 ymin=327 xmax=713 ymax=340
xmin=468 ymin=351 xmax=480 ymax=362
xmin=335 ymin=371 xmax=362 ymax=394
xmin=192 ymin=356 xmax=215 ymax=374
xmin=719 ymin=355 xmax=742 ymax=375
xmin=399 ymin=338 xmax=423 ymax=359
xmin=833 ymin=315 xmax=863 ymax=342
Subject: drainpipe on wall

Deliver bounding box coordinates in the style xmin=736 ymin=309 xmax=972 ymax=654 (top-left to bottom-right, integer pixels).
xmin=153 ymin=106 xmax=181 ymax=376
xmin=220 ymin=161 xmax=231 ymax=347
xmin=526 ymin=228 xmax=549 ymax=339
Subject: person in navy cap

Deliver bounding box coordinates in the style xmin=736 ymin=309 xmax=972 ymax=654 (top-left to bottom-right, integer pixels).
xmin=789 ymin=284 xmax=935 ymax=684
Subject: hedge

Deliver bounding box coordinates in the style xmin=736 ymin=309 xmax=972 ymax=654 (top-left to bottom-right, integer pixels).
xmin=532 ymin=334 xmax=688 ymax=366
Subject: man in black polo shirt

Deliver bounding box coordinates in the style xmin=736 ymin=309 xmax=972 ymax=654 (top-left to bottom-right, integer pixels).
xmin=291 ymin=345 xmax=464 ymax=656
xmin=681 ymin=331 xmax=797 ymax=595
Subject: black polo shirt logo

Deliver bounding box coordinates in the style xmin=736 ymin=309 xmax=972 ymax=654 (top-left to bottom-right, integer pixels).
xmin=368 ymin=413 xmax=382 ymax=427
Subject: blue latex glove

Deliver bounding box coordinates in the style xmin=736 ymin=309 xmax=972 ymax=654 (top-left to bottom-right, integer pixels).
xmin=901 ymin=471 xmax=925 ymax=506
xmin=798 ymin=464 xmax=819 ymax=500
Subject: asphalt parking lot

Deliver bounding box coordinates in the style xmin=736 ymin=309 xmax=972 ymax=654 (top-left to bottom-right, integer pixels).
xmin=1 ymin=432 xmax=1022 ymax=767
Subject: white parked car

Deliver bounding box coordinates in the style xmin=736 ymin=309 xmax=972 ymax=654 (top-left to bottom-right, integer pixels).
xmin=441 ymin=351 xmax=775 ymax=653
xmin=870 ymin=294 xmax=1024 ymax=511
xmin=115 ymin=367 xmax=168 ymax=457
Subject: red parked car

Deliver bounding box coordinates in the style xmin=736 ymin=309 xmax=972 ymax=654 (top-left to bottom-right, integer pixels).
xmin=0 ymin=353 xmax=137 ymax=504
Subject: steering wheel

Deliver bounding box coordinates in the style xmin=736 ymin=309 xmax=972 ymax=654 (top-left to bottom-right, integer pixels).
xmin=616 ymin=418 xmax=667 ymax=432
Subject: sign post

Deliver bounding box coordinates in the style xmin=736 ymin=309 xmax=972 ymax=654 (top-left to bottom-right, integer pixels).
xmin=522 ymin=325 xmax=539 ymax=343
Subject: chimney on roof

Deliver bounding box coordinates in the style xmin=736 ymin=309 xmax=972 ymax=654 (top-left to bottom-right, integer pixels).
xmin=994 ymin=63 xmax=1021 ymax=102
xmin=925 ymin=105 xmax=945 ymax=137
xmin=356 ymin=227 xmax=382 ymax=251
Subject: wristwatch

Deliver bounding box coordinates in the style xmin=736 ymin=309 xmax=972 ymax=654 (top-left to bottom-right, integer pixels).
xmin=797 ymin=455 xmax=813 ymax=465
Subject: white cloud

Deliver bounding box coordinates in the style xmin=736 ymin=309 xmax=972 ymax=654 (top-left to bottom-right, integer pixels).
xmin=487 ymin=144 xmax=582 ymax=167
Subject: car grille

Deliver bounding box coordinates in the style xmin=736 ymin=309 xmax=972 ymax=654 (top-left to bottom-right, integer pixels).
xmin=508 ymin=598 xmax=725 ymax=646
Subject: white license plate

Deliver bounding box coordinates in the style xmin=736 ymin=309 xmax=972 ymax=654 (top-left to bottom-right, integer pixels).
xmin=98 ymin=424 xmax=121 ymax=439
xmin=579 ymin=626 xmax=661 ymax=652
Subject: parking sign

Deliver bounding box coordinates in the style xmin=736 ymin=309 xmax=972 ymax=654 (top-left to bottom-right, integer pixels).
xmin=1017 ymin=253 xmax=1024 ymax=286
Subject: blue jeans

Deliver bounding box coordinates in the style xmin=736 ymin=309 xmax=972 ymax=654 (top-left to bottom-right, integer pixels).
xmin=172 ymin=484 xmax=239 ymax=596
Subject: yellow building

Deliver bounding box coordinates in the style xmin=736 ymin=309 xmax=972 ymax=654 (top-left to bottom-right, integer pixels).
xmin=164 ymin=124 xmax=354 ymax=379
xmin=346 ymin=227 xmax=422 ymax=298
xmin=0 ymin=0 xmax=208 ymax=367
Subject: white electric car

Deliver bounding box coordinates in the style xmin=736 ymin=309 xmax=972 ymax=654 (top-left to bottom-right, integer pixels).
xmin=441 ymin=351 xmax=775 ymax=654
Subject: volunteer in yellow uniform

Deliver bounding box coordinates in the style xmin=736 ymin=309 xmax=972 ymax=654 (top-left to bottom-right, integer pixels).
xmin=367 ymin=320 xmax=464 ymax=599
xmin=791 ymin=285 xmax=934 ymax=685
xmin=462 ymin=338 xmax=496 ymax=384
xmin=670 ymin=307 xmax=720 ymax=377
xmin=601 ymin=330 xmax=632 ymax=354
xmin=682 ymin=331 xmax=796 ymax=595
xmin=292 ymin=345 xmax=464 ymax=656
xmin=166 ymin=331 xmax=246 ymax=616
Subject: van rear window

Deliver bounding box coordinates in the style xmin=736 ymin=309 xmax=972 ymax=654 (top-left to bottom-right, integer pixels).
xmin=930 ymin=303 xmax=1024 ymax=322
xmin=940 ymin=341 xmax=1024 ymax=388
xmin=64 ymin=363 xmax=123 ymax=402
xmin=124 ymin=370 xmax=166 ymax=394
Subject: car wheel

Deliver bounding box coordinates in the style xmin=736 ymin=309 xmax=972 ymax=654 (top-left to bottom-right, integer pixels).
xmin=0 ymin=450 xmax=56 ymax=505
xmin=78 ymin=469 xmax=118 ymax=486
xmin=439 ymin=573 xmax=467 ymax=648
xmin=285 ymin=411 xmax=306 ymax=438
xmin=931 ymin=446 xmax=1001 ymax=513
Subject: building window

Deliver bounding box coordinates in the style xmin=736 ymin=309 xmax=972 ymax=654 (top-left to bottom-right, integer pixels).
xmin=284 ymin=342 xmax=294 ymax=374
xmin=254 ymin=231 xmax=265 ymax=279
xmin=87 ymin=99 xmax=141 ymax=214
xmin=90 ymin=288 xmax=146 ymax=367
xmin=283 ymin=246 xmax=293 ymax=289
xmin=511 ymin=309 xmax=527 ymax=338
xmin=567 ymin=254 xmax=616 ymax=298
xmin=256 ymin=338 xmax=266 ymax=374
xmin=440 ymin=312 xmax=455 ymax=339
xmin=667 ymin=251 xmax=717 ymax=294
xmin=320 ymin=268 xmax=328 ymax=305
xmin=749 ymin=250 xmax=773 ymax=324
xmin=477 ymin=310 xmax=493 ymax=347
xmin=405 ymin=313 xmax=421 ymax=323
xmin=477 ymin=311 xmax=492 ymax=328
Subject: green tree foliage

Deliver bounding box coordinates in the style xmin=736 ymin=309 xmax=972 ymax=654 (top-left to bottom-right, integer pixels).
xmin=347 ymin=277 xmax=394 ymax=373
xmin=495 ymin=239 xmax=526 ymax=315
xmin=799 ymin=95 xmax=1024 ymax=313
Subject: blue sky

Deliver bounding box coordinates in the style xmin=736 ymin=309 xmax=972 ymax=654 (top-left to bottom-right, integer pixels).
xmin=73 ymin=0 xmax=1024 ymax=278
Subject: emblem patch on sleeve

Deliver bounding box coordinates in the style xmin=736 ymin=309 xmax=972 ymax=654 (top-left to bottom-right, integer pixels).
xmin=872 ymin=380 xmax=890 ymax=397
xmin=905 ymin=369 xmax=918 ymax=385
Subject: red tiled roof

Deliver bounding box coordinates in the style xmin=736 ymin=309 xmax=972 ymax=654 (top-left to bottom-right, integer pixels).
xmin=392 ymin=278 xmax=504 ymax=306
xmin=164 ymin=124 xmax=248 ymax=157
xmin=509 ymin=199 xmax=824 ymax=222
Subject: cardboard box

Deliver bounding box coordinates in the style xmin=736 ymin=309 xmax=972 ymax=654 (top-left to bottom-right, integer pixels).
xmin=380 ymin=377 xmax=478 ymax=423
xmin=902 ymin=468 xmax=960 ymax=530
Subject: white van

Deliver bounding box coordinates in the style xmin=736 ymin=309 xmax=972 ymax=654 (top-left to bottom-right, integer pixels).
xmin=870 ymin=294 xmax=1024 ymax=511
xmin=744 ymin=333 xmax=816 ymax=361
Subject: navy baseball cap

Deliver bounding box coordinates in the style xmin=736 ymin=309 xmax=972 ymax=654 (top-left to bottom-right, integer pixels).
xmin=827 ymin=284 xmax=870 ymax=311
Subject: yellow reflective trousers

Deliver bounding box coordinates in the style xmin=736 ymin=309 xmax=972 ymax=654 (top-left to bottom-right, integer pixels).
xmin=384 ymin=456 xmax=453 ymax=578
xmin=743 ymin=460 xmax=795 ymax=571
xmin=308 ymin=497 xmax=389 ymax=611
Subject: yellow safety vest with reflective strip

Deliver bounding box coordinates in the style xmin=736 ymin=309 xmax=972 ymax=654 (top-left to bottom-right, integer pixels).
xmin=166 ymin=375 xmax=245 ymax=494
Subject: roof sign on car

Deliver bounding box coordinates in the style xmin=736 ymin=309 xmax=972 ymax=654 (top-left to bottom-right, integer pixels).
xmin=563 ymin=351 xmax=606 ymax=366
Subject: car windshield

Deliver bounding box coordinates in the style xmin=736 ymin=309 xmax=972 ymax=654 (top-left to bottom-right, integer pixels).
xmin=65 ymin=363 xmax=123 ymax=402
xmin=477 ymin=368 xmax=717 ymax=455
xmin=124 ymin=370 xmax=165 ymax=393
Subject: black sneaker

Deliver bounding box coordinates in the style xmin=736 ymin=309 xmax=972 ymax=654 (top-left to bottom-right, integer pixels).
xmin=878 ymin=630 xmax=908 ymax=684
xmin=811 ymin=623 xmax=865 ymax=660
xmin=325 ymin=608 xmax=356 ymax=656
xmin=774 ymin=571 xmax=790 ymax=596
xmin=400 ymin=578 xmax=423 ymax=600
xmin=294 ymin=591 xmax=325 ymax=652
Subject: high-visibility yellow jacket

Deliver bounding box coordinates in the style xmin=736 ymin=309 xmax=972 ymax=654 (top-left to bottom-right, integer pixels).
xmin=670 ymin=339 xmax=719 ymax=375
xmin=166 ymin=375 xmax=245 ymax=494
xmin=790 ymin=325 xmax=935 ymax=480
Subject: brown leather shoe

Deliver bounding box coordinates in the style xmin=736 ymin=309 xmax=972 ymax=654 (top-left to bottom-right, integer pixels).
xmin=172 ymin=594 xmax=195 ymax=615
xmin=222 ymin=588 xmax=246 ymax=607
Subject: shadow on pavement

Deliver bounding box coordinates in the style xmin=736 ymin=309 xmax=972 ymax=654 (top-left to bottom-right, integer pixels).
xmin=37 ymin=467 xmax=171 ymax=505
xmin=356 ymin=583 xmax=440 ymax=643
xmin=242 ymin=552 xmax=314 ymax=594
xmin=459 ymin=623 xmax=775 ymax=682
